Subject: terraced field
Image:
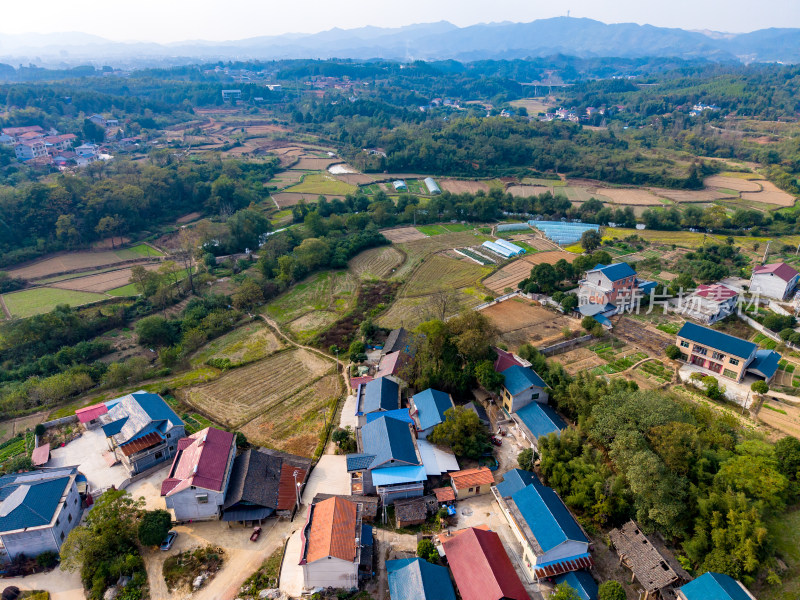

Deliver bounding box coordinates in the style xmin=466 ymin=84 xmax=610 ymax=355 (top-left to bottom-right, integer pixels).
xmin=190 ymin=320 xmax=284 ymax=367
xmin=348 ymin=246 xmax=404 ymax=279
xmin=404 ymin=255 xmax=490 ymax=297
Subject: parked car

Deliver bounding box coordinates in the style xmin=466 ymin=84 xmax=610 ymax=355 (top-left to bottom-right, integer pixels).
xmin=250 ymin=526 xmax=262 ymax=542
xmin=490 ymin=436 xmax=503 ymax=447
xmin=160 ymin=531 xmax=177 ymax=551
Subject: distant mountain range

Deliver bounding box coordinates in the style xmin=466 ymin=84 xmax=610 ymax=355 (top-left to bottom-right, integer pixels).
xmin=2 ymin=18 xmax=800 ymax=66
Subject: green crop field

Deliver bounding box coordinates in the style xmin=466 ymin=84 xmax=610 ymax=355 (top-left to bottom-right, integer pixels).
xmin=115 ymin=243 xmax=163 ymax=259
xmin=284 ymin=172 xmax=357 ymax=195
xmin=106 ymin=283 xmax=139 ymax=296
xmin=3 ymin=287 xmax=107 ymax=318
xmin=416 ymin=225 xmax=448 ymax=236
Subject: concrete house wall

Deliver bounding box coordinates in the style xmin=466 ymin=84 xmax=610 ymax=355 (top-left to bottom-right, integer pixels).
xmin=166 ymin=487 xmax=226 ymax=521
xmin=751 ymin=272 xmax=799 ymax=300
xmin=452 ymin=483 xmax=491 ymax=500
xmin=676 ymin=335 xmax=755 ymax=382
xmin=302 ymin=556 xmax=358 ymax=590
xmin=501 ymin=384 xmax=548 ymax=413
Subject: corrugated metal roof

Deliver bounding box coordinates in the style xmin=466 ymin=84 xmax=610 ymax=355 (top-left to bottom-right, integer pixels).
xmin=0 ymin=474 xmax=72 ymax=532
xmin=361 ymin=415 xmax=418 ymax=467
xmin=365 ymin=409 xmax=413 ymax=425
xmin=277 ymin=463 xmax=305 ymax=511
xmin=753 ymin=262 xmax=799 ymax=283
xmin=75 ymin=402 xmax=108 ymax=423
xmin=417 ymin=439 xmax=460 ymax=476
xmin=511 ymin=482 xmax=588 ymax=553
xmin=495 ymin=468 xmax=539 ymax=499
xmin=346 ymin=453 xmax=376 ymax=471
xmin=31 ymin=444 xmax=50 ymax=466
xmin=388 ymin=557 xmax=457 ymax=600
xmin=412 ymin=389 xmax=454 ymax=431
xmin=588 ymin=262 xmax=636 ymax=282
xmin=678 ymin=572 xmax=754 ymax=600
xmin=443 ymin=527 xmax=530 ymax=600
xmin=516 ymin=402 xmax=567 ymax=441
xmin=104 ymin=391 xmax=183 ymax=446
xmin=119 ymin=431 xmax=163 ymax=456
xmin=748 ymin=349 xmax=781 ymax=379
xmin=161 ymin=427 xmax=234 ymax=496
xmin=362 ymin=377 xmax=399 ymax=414
xmin=677 ymin=322 xmax=756 ymax=359
xmin=375 ymin=352 xmax=405 ymax=378
xmin=534 ymin=554 xmax=593 ymax=579
xmin=451 ymin=467 xmax=494 ymax=490
xmin=554 ymin=570 xmax=599 ymax=600
xmin=306 ymin=497 xmax=357 ymax=563
xmin=371 ymin=465 xmax=427 ymax=486
xmin=501 ymin=365 xmax=547 ymax=395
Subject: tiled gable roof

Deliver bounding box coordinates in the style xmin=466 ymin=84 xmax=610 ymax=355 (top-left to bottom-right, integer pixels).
xmin=588 ymin=262 xmax=636 ymax=282
xmin=387 ymin=557 xmax=457 ymax=600
xmin=451 ymin=467 xmax=494 ymax=490
xmin=362 ymin=377 xmax=399 ymax=414
xmin=360 ymin=415 xmax=418 ymax=467
xmin=104 ymin=391 xmax=182 ymax=446
xmin=510 ymin=483 xmax=588 ymax=553
xmin=0 ymin=471 xmax=74 ymax=532
xmin=677 ymin=322 xmax=756 ymax=359
xmin=161 ymin=427 xmax=234 ymax=496
xmin=412 ymin=389 xmax=454 ymax=431
xmin=753 ymin=261 xmax=799 ymax=283
xmin=305 ymin=497 xmax=357 ymax=563
xmin=501 ymin=365 xmax=547 ymax=395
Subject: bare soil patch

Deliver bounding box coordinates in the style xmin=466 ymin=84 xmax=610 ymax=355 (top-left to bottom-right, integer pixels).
xmin=597 ymin=188 xmax=667 ymax=206
xmin=8 ymin=250 xmax=141 ymax=280
xmin=651 ymin=188 xmax=731 ymax=202
xmin=483 ymin=251 xmax=575 ymax=294
xmin=439 ymin=179 xmax=490 ymax=194
xmin=704 ymin=175 xmax=762 ymax=192
xmin=481 ymin=299 xmax=578 ymax=350
xmin=333 ymin=173 xmax=376 ymax=185
xmin=292 ymin=157 xmax=337 ymax=170
xmin=380 ymin=227 xmax=428 ymax=243
xmin=612 ymin=316 xmax=673 ymax=355
xmin=507 ymin=185 xmax=553 ymax=197
xmin=758 ymin=400 xmax=800 ymax=439
xmin=550 ymin=347 xmax=606 ymax=376
xmin=51 ymin=265 xmax=159 ymax=293
xmin=742 ymin=180 xmax=796 ymax=207
xmin=92 ymin=236 xmax=131 ymax=249
xmin=176 ymin=212 xmax=203 ymax=224
xmin=272 ymin=192 xmax=345 ymax=208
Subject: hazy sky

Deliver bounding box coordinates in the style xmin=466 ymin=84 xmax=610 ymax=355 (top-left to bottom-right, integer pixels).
xmin=4 ymin=0 xmax=800 ymax=43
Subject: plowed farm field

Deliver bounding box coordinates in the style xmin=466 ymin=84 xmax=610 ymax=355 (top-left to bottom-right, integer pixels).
xmin=704 ymin=175 xmax=762 ymax=192
xmin=380 ymin=227 xmax=428 ymax=243
xmin=742 ymin=180 xmax=796 ymax=207
xmin=439 ymin=179 xmax=490 ymax=194
xmin=480 ymin=298 xmax=579 ymax=350
xmin=597 ymin=188 xmax=667 ymax=206
xmin=404 ymin=255 xmax=490 ymax=297
xmin=184 ymin=348 xmax=335 ymax=430
xmin=483 ymin=251 xmax=575 ymax=294
xmin=50 ymin=265 xmax=160 ymax=293
xmin=348 ymin=246 xmax=404 ymax=279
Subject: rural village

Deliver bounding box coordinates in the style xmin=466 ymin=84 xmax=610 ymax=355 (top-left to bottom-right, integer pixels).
xmin=2 ymin=28 xmax=800 ymax=600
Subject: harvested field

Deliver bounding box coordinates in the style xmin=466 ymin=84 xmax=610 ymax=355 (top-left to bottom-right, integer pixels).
xmin=507 ymin=185 xmax=553 ymax=197
xmin=483 ymin=251 xmax=575 ymax=294
xmin=704 ymin=175 xmax=762 ymax=192
xmin=240 ymin=373 xmax=341 ymax=457
xmin=176 ymin=212 xmax=203 ymax=224
xmin=50 ymin=265 xmax=160 ymax=293
xmin=404 ymin=255 xmax=489 ymax=297
xmin=376 ymin=290 xmax=481 ymax=330
xmin=291 ymin=157 xmax=338 ymax=170
xmin=92 ymin=236 xmax=131 ymax=249
xmin=244 ymin=124 xmax=290 ymax=135
xmin=380 ymin=227 xmax=428 ymax=243
xmin=7 ymin=244 xmax=162 ymax=280
xmin=524 ymin=250 xmax=576 ymax=266
xmin=758 ymin=400 xmax=800 ymax=439
xmin=550 ymin=347 xmax=606 ymax=376
xmin=439 ymin=179 xmax=490 ymax=194
xmin=480 ymin=298 xmax=578 ymax=350
xmin=612 ymin=316 xmax=673 ymax=355
xmin=333 ymin=173 xmax=376 ymax=185
xmin=272 ymin=192 xmax=346 ymax=208
xmin=348 ymin=246 xmax=404 ymax=279
xmin=742 ymin=180 xmax=796 ymax=207
xmin=597 ymin=188 xmax=667 ymax=206
xmin=651 ymin=188 xmax=731 ymax=202
xmin=185 ymin=348 xmax=334 ymax=429
xmin=2 ymin=287 xmax=107 ymax=318
xmin=393 ymin=231 xmax=487 ymax=279
xmin=190 ymin=321 xmax=284 ymax=367
xmin=267 ymin=172 xmax=305 ymax=187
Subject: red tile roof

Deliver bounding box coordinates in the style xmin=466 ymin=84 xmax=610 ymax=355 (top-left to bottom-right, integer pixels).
xmin=434 ymin=487 xmax=456 ymax=502
xmin=443 ymin=527 xmax=530 ymax=600
xmin=451 ymin=467 xmax=495 ymax=490
xmin=375 ymin=351 xmax=403 ymax=378
xmin=305 ymin=496 xmax=358 ymax=563
xmin=2 ymin=126 xmax=43 ymax=136
xmin=695 ymin=284 xmax=738 ymax=301
xmin=160 ymin=427 xmax=235 ymax=496
xmin=494 ymin=348 xmax=523 ymax=373
xmin=120 ymin=431 xmax=163 ymax=456
xmin=754 ymin=262 xmax=799 ymax=283
xmin=350 ymin=376 xmax=373 ymax=388
xmin=31 ymin=443 xmax=50 ymax=466
xmin=277 ymin=463 xmax=306 ymax=511
xmin=76 ymin=402 xmax=108 ymax=423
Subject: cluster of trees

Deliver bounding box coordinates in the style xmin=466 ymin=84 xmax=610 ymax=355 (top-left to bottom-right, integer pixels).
xmin=672 ymin=241 xmax=747 ymax=283
xmin=518 ymin=250 xmax=613 ymax=295
xmin=529 ymin=351 xmax=800 ymax=584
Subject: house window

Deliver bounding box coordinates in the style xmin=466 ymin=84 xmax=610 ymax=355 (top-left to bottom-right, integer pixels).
xmin=468 ymin=487 xmax=474 ymax=493
xmin=60 ymin=532 xmax=65 ymax=541
xmin=694 ymin=346 xmax=707 ymax=356
xmin=729 ymin=358 xmax=739 ymax=366
xmin=680 ymin=341 xmax=689 ymax=348
xmin=166 ymin=433 xmax=171 ymax=439
xmin=155 ymin=451 xmax=163 ymax=460
xmin=723 ymin=369 xmax=737 ymax=379
xmin=712 ymin=351 xmax=725 ymax=361
xmin=169 ymin=446 xmax=174 ymax=452
xmin=532 ymin=393 xmax=539 ymax=400
xmin=55 ymin=518 xmax=60 ymax=526
xmin=197 ymin=494 xmax=209 ymax=504
xmin=68 ymin=513 xmax=72 ymax=523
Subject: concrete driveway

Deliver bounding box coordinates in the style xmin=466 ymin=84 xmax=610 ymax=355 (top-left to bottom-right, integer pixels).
xmin=48 ymin=427 xmax=127 ymax=492
xmin=1 ymin=565 xmax=85 ymax=600
xmin=339 ymin=394 xmax=358 ymax=430
xmin=126 ymin=465 xmax=170 ymax=510
xmin=301 ymin=455 xmax=350 ymax=502
xmin=279 ymin=528 xmax=305 ymax=597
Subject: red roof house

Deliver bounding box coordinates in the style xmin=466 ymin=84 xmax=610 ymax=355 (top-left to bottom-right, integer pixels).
xmin=76 ymin=402 xmax=109 ymax=425
xmin=751 ymin=262 xmax=800 ymax=300
xmin=161 ymin=427 xmax=237 ymax=521
xmin=443 ymin=527 xmax=530 ymax=600
xmin=494 ymin=347 xmax=525 ymax=373
xmin=300 ymin=496 xmax=361 ymax=589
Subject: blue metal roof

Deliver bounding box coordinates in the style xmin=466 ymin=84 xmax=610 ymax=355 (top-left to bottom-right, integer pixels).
xmin=577 ymin=303 xmax=615 ymax=317
xmin=638 ymin=280 xmax=658 ymax=295
xmin=517 ymin=402 xmax=566 ymax=440
xmin=388 ymin=557 xmax=457 ymax=600
xmin=366 ymin=409 xmax=413 ymax=425
xmin=371 ymin=465 xmax=427 ymax=486
xmin=362 ymin=377 xmax=400 ymax=414
xmin=0 ymin=475 xmax=72 ymax=532
xmin=594 ymin=314 xmax=611 ymax=327
xmin=501 ymin=365 xmax=547 ymax=395
xmin=361 ymin=415 xmax=419 ymax=467
xmin=101 ymin=417 xmax=126 ymax=437
xmin=413 ymin=389 xmax=454 ymax=431
xmin=511 ymin=483 xmax=588 ymax=552
xmin=496 ymin=468 xmax=540 ymax=499
xmin=677 ymin=322 xmax=756 ymax=359
xmin=346 ymin=453 xmax=376 ymax=471
xmin=554 ymin=571 xmax=599 ymax=600
xmin=748 ymin=349 xmax=781 ymax=379
xmin=132 ymin=391 xmax=183 ymax=424
xmin=679 ymin=572 xmax=753 ymax=600
xmin=361 ymin=524 xmax=373 ymax=548
xmin=589 ymin=262 xmax=636 ymax=282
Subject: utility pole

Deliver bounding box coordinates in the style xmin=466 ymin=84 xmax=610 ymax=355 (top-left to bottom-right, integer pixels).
xmin=763 ymin=240 xmax=771 ymax=263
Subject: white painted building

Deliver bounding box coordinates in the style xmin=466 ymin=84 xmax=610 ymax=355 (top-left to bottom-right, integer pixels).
xmin=750 ymin=262 xmax=800 ymax=300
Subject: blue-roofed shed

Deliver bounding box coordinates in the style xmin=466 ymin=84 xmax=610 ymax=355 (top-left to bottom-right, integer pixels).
xmin=677 ymin=322 xmax=756 ymax=359
xmin=516 ymin=402 xmax=567 ymax=448
xmin=748 ymin=349 xmax=781 ymax=380
xmin=678 ymin=572 xmax=755 ymax=600
xmin=495 ymin=468 xmax=540 ymax=499
xmin=346 ymin=453 xmax=376 ymax=471
xmin=510 ymin=483 xmax=588 ymax=553
xmin=366 ymin=409 xmax=413 ymax=425
xmin=360 ymin=377 xmax=400 ymax=415
xmin=589 ymin=262 xmax=636 ymax=282
xmin=387 ymin=557 xmax=457 ymax=600
xmin=411 ymin=389 xmax=454 ymax=435
xmin=360 ymin=415 xmax=419 ymax=468
xmin=554 ymin=571 xmax=598 ymax=600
